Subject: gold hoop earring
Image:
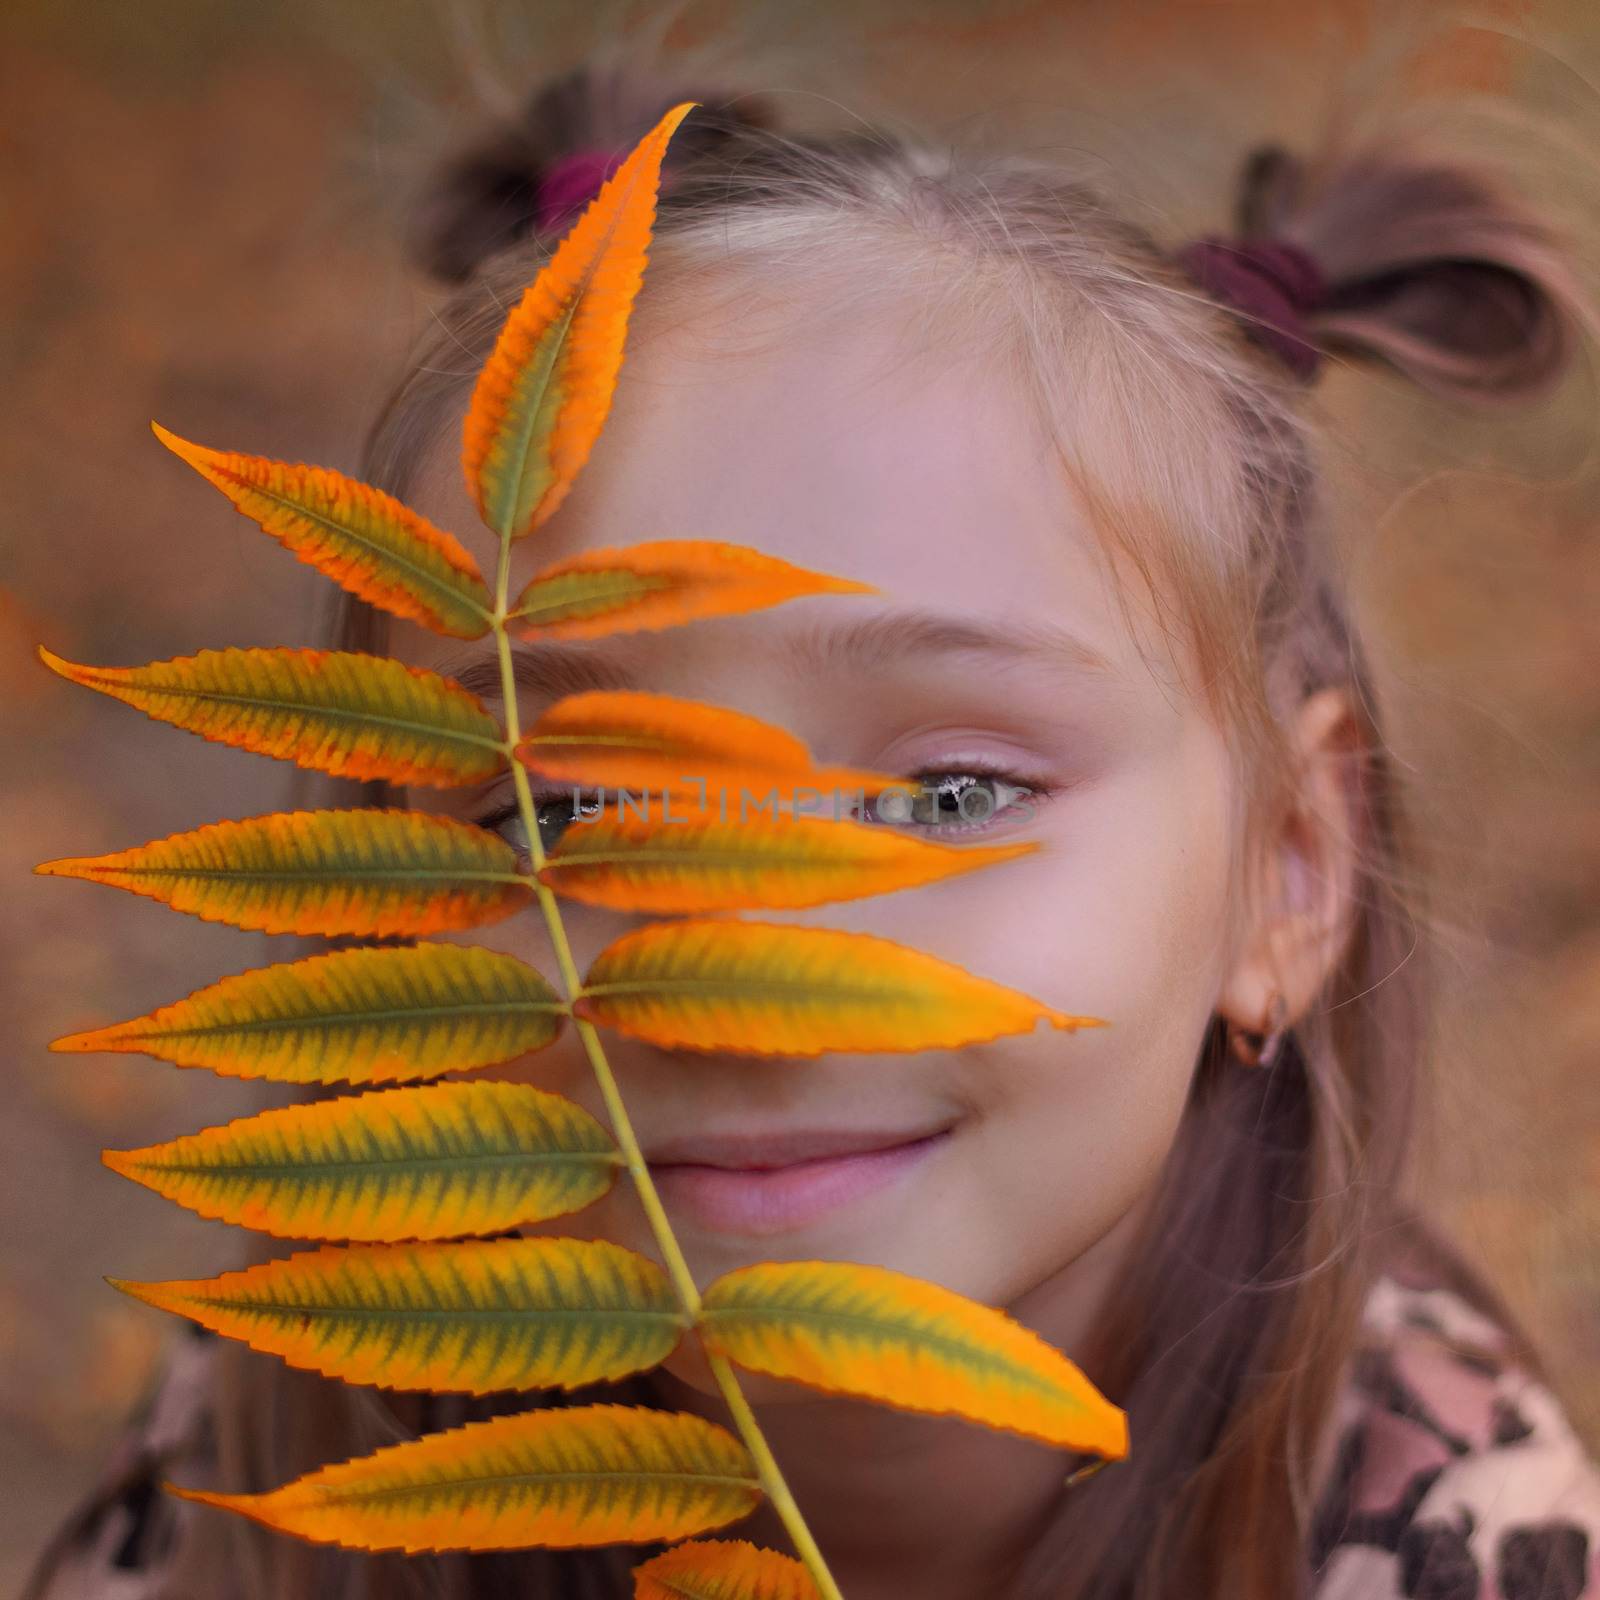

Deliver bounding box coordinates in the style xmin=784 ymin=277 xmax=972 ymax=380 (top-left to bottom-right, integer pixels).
xmin=1226 ymin=991 xmax=1289 ymax=1068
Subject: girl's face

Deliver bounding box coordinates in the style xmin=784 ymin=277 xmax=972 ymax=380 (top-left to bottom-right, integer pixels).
xmin=395 ymin=293 xmax=1241 ymax=1349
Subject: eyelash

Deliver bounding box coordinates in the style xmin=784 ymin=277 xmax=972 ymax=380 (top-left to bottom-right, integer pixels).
xmin=470 ymin=762 xmax=1052 ymax=857
xmin=862 ymin=761 xmax=1052 ymax=837
xmin=471 ymin=790 xmax=602 ymax=861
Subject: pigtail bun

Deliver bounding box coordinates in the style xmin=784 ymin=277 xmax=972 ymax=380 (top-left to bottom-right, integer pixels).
xmin=409 ymin=62 xmax=774 ymax=283
xmin=1239 ymin=143 xmax=1591 ymax=402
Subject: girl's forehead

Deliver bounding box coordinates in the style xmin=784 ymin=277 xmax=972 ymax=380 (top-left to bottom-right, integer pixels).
xmin=408 ymin=305 xmax=1176 ymax=695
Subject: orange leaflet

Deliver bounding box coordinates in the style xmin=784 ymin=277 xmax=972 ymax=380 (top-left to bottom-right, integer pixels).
xmin=36 ymin=809 xmax=531 ymax=937
xmin=633 ymin=1538 xmax=821 ymax=1599
xmin=462 ymin=103 xmax=697 ymax=540
xmin=539 ymin=810 xmax=1037 ymax=914
xmin=113 ymin=1237 xmax=684 ymax=1393
xmin=101 ymin=1081 xmax=612 ymax=1240
xmin=152 ymin=424 xmax=491 ymax=637
xmin=575 ymin=919 xmax=1107 ymax=1056
xmin=510 ymin=539 xmax=876 ymax=641
xmin=38 ymin=645 xmax=506 ymax=787
xmin=516 ymin=689 xmax=901 ymax=810
xmin=170 ymin=1404 xmax=762 ymax=1552
xmin=700 ymin=1261 xmax=1128 ymax=1459
xmin=52 ymin=942 xmax=562 ymax=1082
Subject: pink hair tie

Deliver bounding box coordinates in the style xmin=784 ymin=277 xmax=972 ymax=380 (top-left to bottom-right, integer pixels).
xmin=535 ymin=147 xmax=630 ymax=234
xmin=1176 ymin=235 xmax=1328 ymax=381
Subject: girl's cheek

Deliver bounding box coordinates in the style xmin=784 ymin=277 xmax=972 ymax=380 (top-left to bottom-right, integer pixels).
xmin=439 ymin=891 xmax=629 ymax=998
xmin=937 ymin=819 xmax=1230 ymax=1298
xmin=920 ymin=1038 xmax=1185 ymax=1312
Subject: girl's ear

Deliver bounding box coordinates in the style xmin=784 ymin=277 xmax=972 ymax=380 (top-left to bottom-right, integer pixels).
xmin=1215 ymin=686 xmax=1364 ymax=1052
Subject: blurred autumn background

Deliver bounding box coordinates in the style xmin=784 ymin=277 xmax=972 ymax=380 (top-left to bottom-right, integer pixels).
xmin=3 ymin=0 xmax=1599 ymax=1586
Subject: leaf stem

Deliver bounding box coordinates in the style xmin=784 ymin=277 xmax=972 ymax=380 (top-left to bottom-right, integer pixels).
xmin=490 ymin=537 xmax=845 ymax=1600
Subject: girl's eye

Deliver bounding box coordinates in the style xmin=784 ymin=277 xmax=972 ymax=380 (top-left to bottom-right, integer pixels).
xmin=859 ymin=770 xmax=1044 ymax=836
xmin=474 ymin=791 xmax=603 ymax=860
xmin=473 ymin=771 xmax=1044 ymax=854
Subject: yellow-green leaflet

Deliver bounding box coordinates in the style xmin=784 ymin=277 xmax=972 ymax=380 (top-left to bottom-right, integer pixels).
xmin=113 ymin=1237 xmax=685 ymax=1392
xmin=102 ymin=1081 xmax=619 ymax=1240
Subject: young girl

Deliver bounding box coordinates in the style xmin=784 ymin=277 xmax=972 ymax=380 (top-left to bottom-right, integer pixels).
xmin=27 ymin=55 xmax=1600 ymax=1600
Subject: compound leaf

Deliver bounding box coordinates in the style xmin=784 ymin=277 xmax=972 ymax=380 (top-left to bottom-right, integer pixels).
xmin=152 ymin=424 xmax=491 ymax=637
xmin=36 ymin=810 xmax=531 ymax=937
xmin=53 ymin=943 xmax=562 ymax=1083
xmin=170 ymin=1403 xmax=761 ymax=1552
xmin=700 ymin=1261 xmax=1127 ymax=1459
xmin=102 ymin=1081 xmax=613 ymax=1240
xmin=511 ymin=539 xmax=875 ymax=641
xmin=39 ymin=646 xmax=505 ymax=787
xmin=576 ymin=920 xmax=1106 ymax=1056
xmin=463 ymin=102 xmax=695 ymax=539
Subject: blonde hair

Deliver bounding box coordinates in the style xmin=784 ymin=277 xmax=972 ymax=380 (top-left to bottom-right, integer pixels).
xmin=210 ymin=53 xmax=1592 ymax=1600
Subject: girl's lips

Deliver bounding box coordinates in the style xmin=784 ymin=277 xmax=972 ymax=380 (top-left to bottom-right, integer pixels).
xmin=647 ymin=1129 xmax=952 ymax=1236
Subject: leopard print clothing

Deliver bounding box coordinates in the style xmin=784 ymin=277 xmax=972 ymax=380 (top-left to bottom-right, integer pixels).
xmin=1311 ymin=1275 xmax=1600 ymax=1598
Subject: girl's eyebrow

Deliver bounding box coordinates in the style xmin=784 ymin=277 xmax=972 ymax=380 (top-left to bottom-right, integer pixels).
xmin=441 ymin=642 xmax=636 ymax=702
xmin=783 ymin=610 xmax=1119 ymax=680
xmin=437 ymin=608 xmax=1120 ymax=703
